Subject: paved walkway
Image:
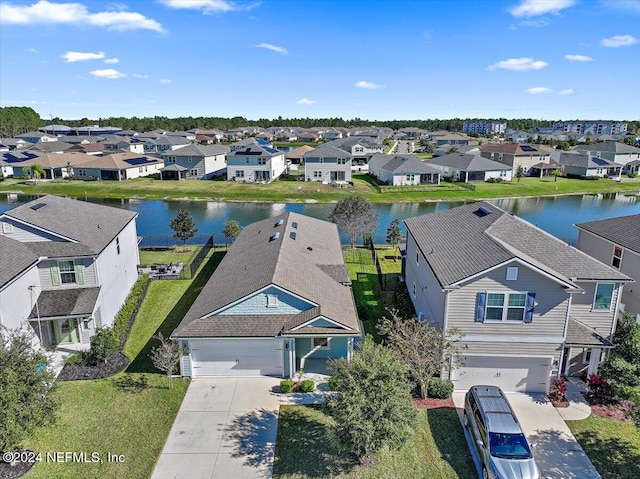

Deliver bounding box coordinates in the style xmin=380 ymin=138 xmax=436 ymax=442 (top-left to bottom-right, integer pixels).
xmin=453 ymin=391 xmax=600 ymax=479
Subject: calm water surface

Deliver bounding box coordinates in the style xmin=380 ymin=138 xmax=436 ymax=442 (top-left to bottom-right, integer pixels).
xmin=1 ymin=193 xmax=639 ymax=246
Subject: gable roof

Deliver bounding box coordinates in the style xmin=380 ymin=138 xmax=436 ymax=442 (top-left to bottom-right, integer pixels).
xmin=167 ymin=144 xmax=230 ymax=157
xmin=575 ymin=141 xmax=640 ymax=154
xmin=372 ymin=154 xmax=441 ymax=174
xmin=227 ymin=144 xmax=282 ymax=157
xmin=552 ymin=152 xmax=615 ymax=168
xmin=82 ymin=153 xmax=162 ymax=170
xmin=428 ymin=153 xmax=510 ymax=171
xmin=480 ymin=143 xmax=550 ymax=155
xmin=303 ymin=143 xmax=350 ymax=158
xmin=0 ymin=235 xmax=40 ymax=289
xmin=173 ymin=212 xmax=360 ymax=338
xmin=2 ymin=195 xmax=137 ymax=255
xmin=576 ymin=213 xmax=640 ymax=254
xmin=404 ymin=202 xmax=631 ymax=289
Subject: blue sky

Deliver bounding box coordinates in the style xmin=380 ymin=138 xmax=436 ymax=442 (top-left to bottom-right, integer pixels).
xmin=1 ymin=0 xmax=639 ymax=121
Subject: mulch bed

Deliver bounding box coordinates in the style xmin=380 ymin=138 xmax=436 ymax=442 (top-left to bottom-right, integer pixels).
xmin=582 ymin=392 xmax=634 ymax=422
xmin=413 ymin=397 xmax=456 ymax=410
xmin=0 ymin=455 xmax=36 ymax=479
xmin=57 ymin=352 xmax=129 ymax=381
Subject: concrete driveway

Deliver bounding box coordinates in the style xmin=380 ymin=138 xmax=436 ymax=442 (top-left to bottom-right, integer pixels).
xmin=453 ymin=392 xmax=601 ymax=479
xmin=151 ymin=377 xmax=281 ymax=479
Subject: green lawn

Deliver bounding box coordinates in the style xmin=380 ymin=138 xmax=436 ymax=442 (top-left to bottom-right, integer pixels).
xmin=138 ymin=245 xmax=201 ymax=266
xmin=23 ymin=251 xmax=226 ymax=479
xmin=2 ymin=175 xmax=638 ymax=203
xmin=272 ymin=405 xmax=476 ymax=479
xmin=567 ymin=416 xmax=640 ymax=479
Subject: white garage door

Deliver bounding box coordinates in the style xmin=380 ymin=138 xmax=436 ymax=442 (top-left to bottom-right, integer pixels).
xmin=189 ymin=339 xmax=283 ymax=377
xmin=451 ymin=355 xmax=551 ymax=393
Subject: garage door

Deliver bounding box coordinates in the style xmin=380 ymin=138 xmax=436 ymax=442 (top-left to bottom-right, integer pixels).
xmin=451 ymin=355 xmax=551 ymax=393
xmin=189 ymin=339 xmax=283 ymax=377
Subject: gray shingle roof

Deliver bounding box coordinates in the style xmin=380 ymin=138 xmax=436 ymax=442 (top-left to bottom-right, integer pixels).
xmin=28 ymin=287 xmax=100 ymax=318
xmin=404 ymin=202 xmax=631 ymax=289
xmin=375 ymin=155 xmax=441 ymax=174
xmin=168 ymin=144 xmax=230 ymax=157
xmin=24 ymin=241 xmax=94 ymax=258
xmin=428 ymin=153 xmax=510 ymax=171
xmin=565 ymin=318 xmax=613 ymax=347
xmin=576 ymin=213 xmax=640 ymax=254
xmin=303 ymin=144 xmax=350 ymax=158
xmin=173 ymin=212 xmax=360 ymax=338
xmin=575 ymin=141 xmax=640 ymax=154
xmin=0 ymin=235 xmax=40 ymax=288
xmin=552 ymin=152 xmax=615 ymax=168
xmin=3 ymin=195 xmax=137 ymax=255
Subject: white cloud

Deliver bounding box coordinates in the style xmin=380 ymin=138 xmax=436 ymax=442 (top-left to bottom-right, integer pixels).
xmin=601 ymin=0 xmax=640 ymax=14
xmin=526 ymin=86 xmax=553 ymax=94
xmin=254 ymin=43 xmax=287 ymax=54
xmin=560 ymin=89 xmax=575 ymax=95
xmin=89 ymin=68 xmax=126 ymax=79
xmin=104 ymin=58 xmax=119 ymax=64
xmin=0 ymin=1 xmax=163 ymax=32
xmin=296 ymin=98 xmax=316 ymax=105
xmin=26 ymin=47 xmax=38 ymax=52
xmin=488 ymin=57 xmax=549 ymax=71
xmin=355 ymin=80 xmax=383 ymax=89
xmin=132 ymin=73 xmax=148 ymax=78
xmin=519 ymin=18 xmax=550 ymax=27
xmin=159 ymin=79 xmax=172 ymax=84
xmin=509 ymin=0 xmax=576 ymax=17
xmin=601 ymin=34 xmax=639 ymax=47
xmin=564 ymin=54 xmax=594 ymax=62
xmin=159 ymin=0 xmax=259 ymax=13
xmin=62 ymin=51 xmax=105 ymax=62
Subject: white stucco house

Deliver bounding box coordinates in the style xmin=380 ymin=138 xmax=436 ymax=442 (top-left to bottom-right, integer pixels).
xmin=0 ymin=195 xmax=140 ymax=349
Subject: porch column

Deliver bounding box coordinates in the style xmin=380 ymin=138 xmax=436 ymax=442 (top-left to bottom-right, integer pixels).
xmin=587 ymin=347 xmax=602 ymax=376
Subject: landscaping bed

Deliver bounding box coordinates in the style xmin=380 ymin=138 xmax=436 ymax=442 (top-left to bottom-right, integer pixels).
xmin=582 ymin=392 xmax=635 ymax=423
xmin=412 ymin=397 xmax=456 ymax=410
xmin=57 ymin=352 xmax=129 ymax=381
xmin=0 ymin=459 xmax=35 ymax=479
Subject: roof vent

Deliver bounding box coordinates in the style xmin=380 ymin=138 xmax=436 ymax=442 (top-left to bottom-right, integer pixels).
xmin=270 ymin=232 xmax=280 ymax=242
xmin=474 ymin=205 xmax=493 ymax=217
xmin=275 ymin=219 xmax=284 ymax=227
xmin=30 ymin=202 xmax=47 ymax=211
xmin=292 ymin=221 xmax=298 ymax=229
xmin=290 ymin=232 xmax=296 ymax=240
xmin=307 ymin=246 xmax=313 ymax=251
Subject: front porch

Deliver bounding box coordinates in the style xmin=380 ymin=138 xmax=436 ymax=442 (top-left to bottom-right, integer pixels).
xmin=561 ymin=317 xmax=614 ymax=377
xmin=283 ymin=336 xmax=355 ymax=378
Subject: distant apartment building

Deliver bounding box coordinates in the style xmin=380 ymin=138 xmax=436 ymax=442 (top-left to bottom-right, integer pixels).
xmin=462 ymin=121 xmax=507 ymax=135
xmin=552 ymin=121 xmax=627 ymax=136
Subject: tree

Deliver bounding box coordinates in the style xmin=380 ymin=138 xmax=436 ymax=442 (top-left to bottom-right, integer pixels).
xmin=222 ymin=220 xmax=241 ymax=247
xmin=377 ymin=308 xmax=465 ymax=399
xmin=551 ymin=169 xmax=563 ymax=182
xmin=447 ymin=146 xmax=459 ymax=154
xmin=385 ymin=219 xmax=402 ymax=261
xmin=599 ymin=313 xmax=640 ymax=396
xmin=325 ymin=336 xmax=416 ymax=459
xmin=170 ymin=209 xmax=198 ymax=251
xmin=25 ymin=163 xmax=46 ymax=183
xmin=149 ymin=332 xmax=183 ymax=389
xmin=329 ymin=195 xmax=378 ymax=248
xmin=515 ymin=165 xmax=525 ymax=183
xmin=0 ymin=325 xmax=56 ymax=454
xmin=556 ymin=141 xmax=571 ymax=151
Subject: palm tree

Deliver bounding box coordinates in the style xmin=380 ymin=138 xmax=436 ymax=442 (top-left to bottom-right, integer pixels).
xmin=25 ymin=163 xmax=46 ymax=183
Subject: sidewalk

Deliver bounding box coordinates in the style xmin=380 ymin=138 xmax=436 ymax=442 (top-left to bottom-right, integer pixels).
xmin=557 ymin=377 xmax=592 ymax=421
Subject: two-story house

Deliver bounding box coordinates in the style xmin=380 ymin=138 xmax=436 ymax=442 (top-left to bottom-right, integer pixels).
xmin=226 ymin=144 xmax=286 ymax=183
xmin=404 ymin=202 xmax=632 ymax=393
xmin=102 ymin=137 xmax=145 ymax=154
xmin=162 ymin=144 xmax=230 ymax=180
xmin=480 ymin=143 xmax=552 ymax=175
xmin=0 ymin=195 xmax=139 ymax=350
xmin=576 ymin=214 xmax=640 ymax=319
xmin=574 ymin=141 xmax=640 ymax=169
xmin=303 ymin=143 xmax=352 ymax=183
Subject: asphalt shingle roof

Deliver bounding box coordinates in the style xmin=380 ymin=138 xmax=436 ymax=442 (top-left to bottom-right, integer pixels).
xmin=372 ymin=154 xmax=441 ymax=174
xmin=404 ymin=202 xmax=631 ymax=289
xmin=28 ymin=287 xmax=100 ymax=318
xmin=565 ymin=318 xmax=613 ymax=347
xmin=168 ymin=144 xmax=230 ymax=157
xmin=0 ymin=235 xmax=40 ymax=288
xmin=576 ymin=213 xmax=640 ymax=254
xmin=575 ymin=141 xmax=640 ymax=154
xmin=3 ymin=195 xmax=137 ymax=255
xmin=428 ymin=153 xmax=510 ymax=171
xmin=173 ymin=212 xmax=360 ymax=338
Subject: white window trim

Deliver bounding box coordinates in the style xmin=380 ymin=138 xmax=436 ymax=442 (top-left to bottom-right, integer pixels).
xmin=266 ymin=294 xmax=278 ymax=308
xmin=592 ymin=282 xmax=615 ymax=312
xmin=582 ymin=349 xmax=592 ymax=365
xmin=612 ymin=246 xmax=623 ymax=269
xmin=313 ymin=337 xmax=331 ymax=350
xmin=484 ymin=291 xmax=528 ymax=322
xmin=506 ymin=267 xmax=518 ymax=281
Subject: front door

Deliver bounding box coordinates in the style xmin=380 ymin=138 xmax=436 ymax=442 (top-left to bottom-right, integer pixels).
xmin=52 ymin=318 xmax=79 ymax=344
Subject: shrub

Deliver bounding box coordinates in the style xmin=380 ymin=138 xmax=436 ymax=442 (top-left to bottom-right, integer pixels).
xmin=626 ymin=172 xmax=636 ymax=178
xmin=112 ymin=274 xmax=149 ymax=342
xmin=86 ymin=327 xmax=119 ymax=365
xmin=300 ymin=379 xmax=315 ymax=393
xmin=327 ymin=376 xmax=341 ymax=391
xmin=427 ymin=378 xmax=454 ymax=399
xmin=549 ymin=377 xmax=568 ymax=403
xmin=485 ymin=177 xmax=504 ymax=183
xmin=622 ymin=385 xmax=640 ymax=402
xmin=279 ymin=379 xmax=294 ymax=393
xmin=587 ymin=374 xmax=611 ymax=400
xmin=599 ymin=356 xmax=640 ymax=396
xmin=64 ymin=353 xmax=85 ymax=365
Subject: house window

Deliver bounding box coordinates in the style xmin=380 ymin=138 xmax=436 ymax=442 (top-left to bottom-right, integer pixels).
xmin=612 ymin=246 xmax=623 ymax=269
xmin=236 ymin=170 xmax=244 ymax=178
xmin=506 ymin=267 xmax=518 ymax=281
xmin=593 ymin=283 xmax=615 ymax=311
xmin=416 ymin=251 xmax=419 ymax=265
xmin=190 ymin=168 xmax=198 ymax=177
xmin=313 ymin=337 xmax=330 ymax=349
xmin=485 ymin=292 xmax=528 ymax=321
xmin=266 ymin=294 xmax=278 ymax=308
xmin=337 ymin=158 xmax=346 ymax=165
xmin=78 ymin=169 xmax=87 ymax=177
xmin=319 ymin=158 xmax=324 ymax=163
xmin=83 ymin=319 xmax=91 ymax=330
xmin=406 ymin=174 xmax=415 ymax=182
xmin=167 ymin=156 xmax=176 ymax=163
xmin=59 ymin=260 xmax=76 ymax=284
xmin=116 ymin=236 xmax=120 ymax=255
xmin=314 ymin=170 xmax=322 ymax=178
xmin=258 ymin=158 xmax=267 ymax=165
xmin=413 ymin=281 xmax=416 ymax=298
xmin=582 ymin=349 xmax=592 ymax=364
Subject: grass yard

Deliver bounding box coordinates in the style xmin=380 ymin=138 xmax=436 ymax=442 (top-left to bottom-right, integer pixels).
xmin=23 ymin=250 xmax=226 ymax=479
xmin=272 ymin=405 xmax=476 ymax=479
xmin=138 ymin=245 xmax=201 ymax=266
xmin=567 ymin=416 xmax=640 ymax=479
xmin=1 ymin=175 xmax=637 ymax=203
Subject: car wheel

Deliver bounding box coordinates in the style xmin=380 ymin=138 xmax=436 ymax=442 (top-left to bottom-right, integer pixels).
xmin=482 ymin=467 xmax=489 ymax=479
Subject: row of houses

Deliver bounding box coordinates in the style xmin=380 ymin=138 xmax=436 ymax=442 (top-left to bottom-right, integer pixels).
xmin=2 ymin=195 xmax=637 ymax=394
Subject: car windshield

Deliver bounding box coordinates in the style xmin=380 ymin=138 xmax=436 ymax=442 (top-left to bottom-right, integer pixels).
xmin=489 ymin=433 xmax=532 ymax=459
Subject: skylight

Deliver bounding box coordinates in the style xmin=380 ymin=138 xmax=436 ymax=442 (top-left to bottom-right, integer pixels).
xmin=30 ymin=203 xmax=47 ymax=211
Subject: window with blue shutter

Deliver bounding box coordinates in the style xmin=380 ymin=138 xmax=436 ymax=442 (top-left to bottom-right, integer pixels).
xmin=475 ymin=292 xmax=486 ymax=322
xmin=524 ymin=292 xmax=536 ymax=323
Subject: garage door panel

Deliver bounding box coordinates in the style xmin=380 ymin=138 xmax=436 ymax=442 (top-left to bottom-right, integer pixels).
xmin=190 ymin=339 xmax=283 ymax=377
xmin=452 ymin=355 xmax=551 ymax=393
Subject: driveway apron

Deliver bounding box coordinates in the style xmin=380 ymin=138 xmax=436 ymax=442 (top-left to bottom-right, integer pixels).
xmin=151 ymin=377 xmax=281 ymax=479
